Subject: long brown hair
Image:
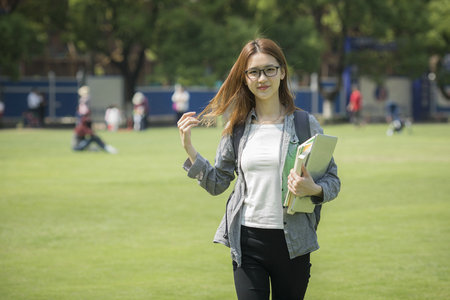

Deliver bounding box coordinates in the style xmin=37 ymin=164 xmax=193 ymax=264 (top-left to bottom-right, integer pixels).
xmin=199 ymin=38 xmax=297 ymax=135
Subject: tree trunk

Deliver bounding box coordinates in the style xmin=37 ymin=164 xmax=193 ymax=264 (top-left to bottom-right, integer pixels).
xmin=110 ymin=46 xmax=145 ymax=117
xmin=123 ymin=75 xmax=136 ymax=117
xmin=311 ymin=1 xmax=348 ymax=121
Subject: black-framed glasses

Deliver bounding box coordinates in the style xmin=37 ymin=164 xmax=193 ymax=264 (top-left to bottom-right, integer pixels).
xmin=245 ymin=66 xmax=280 ymax=80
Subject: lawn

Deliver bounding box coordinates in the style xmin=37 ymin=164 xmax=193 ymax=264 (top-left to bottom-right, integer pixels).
xmin=1 ymin=123 xmax=449 ymax=299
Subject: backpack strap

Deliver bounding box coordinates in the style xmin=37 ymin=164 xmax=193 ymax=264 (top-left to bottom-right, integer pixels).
xmin=232 ymin=123 xmax=245 ymax=162
xmin=293 ymin=110 xmax=311 ymax=144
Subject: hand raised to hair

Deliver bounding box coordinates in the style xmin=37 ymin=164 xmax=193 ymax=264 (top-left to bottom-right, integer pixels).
xmin=177 ymin=112 xmax=200 ymax=163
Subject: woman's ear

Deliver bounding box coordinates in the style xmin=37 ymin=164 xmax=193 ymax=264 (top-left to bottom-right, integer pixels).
xmin=281 ymin=68 xmax=286 ymax=80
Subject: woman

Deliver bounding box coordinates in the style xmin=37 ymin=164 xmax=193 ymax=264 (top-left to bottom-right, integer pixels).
xmin=178 ymin=38 xmax=340 ymax=300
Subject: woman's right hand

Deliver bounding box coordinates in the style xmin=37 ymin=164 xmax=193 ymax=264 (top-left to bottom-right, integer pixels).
xmin=177 ymin=111 xmax=200 ymax=163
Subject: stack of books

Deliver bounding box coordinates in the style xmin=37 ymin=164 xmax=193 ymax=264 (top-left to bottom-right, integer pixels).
xmin=284 ymin=134 xmax=338 ymax=214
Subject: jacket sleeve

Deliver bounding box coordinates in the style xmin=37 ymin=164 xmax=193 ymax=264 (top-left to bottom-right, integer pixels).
xmin=308 ymin=115 xmax=341 ymax=204
xmin=183 ymin=134 xmax=236 ymax=196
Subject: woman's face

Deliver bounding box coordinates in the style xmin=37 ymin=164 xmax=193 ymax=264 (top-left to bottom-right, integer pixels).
xmin=245 ymin=52 xmax=285 ymax=103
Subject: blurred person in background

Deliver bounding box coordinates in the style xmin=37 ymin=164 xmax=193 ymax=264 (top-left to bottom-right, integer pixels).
xmin=171 ymin=84 xmax=190 ymax=122
xmin=132 ymin=91 xmax=149 ymax=131
xmin=25 ymin=87 xmax=43 ymax=127
xmin=385 ymin=100 xmax=412 ymax=136
xmin=347 ymin=84 xmax=363 ymax=126
xmin=177 ymin=38 xmax=340 ymax=300
xmin=72 ymin=115 xmax=118 ymax=154
xmin=76 ymin=85 xmax=91 ymax=124
xmin=0 ymin=99 xmax=4 ymax=128
xmin=37 ymin=90 xmax=46 ymax=127
xmin=105 ymin=105 xmax=122 ymax=132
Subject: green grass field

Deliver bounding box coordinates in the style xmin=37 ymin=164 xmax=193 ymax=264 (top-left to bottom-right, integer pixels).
xmin=1 ymin=123 xmax=449 ymax=299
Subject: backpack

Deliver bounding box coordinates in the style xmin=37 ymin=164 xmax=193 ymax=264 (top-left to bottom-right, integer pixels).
xmin=231 ymin=110 xmax=322 ymax=229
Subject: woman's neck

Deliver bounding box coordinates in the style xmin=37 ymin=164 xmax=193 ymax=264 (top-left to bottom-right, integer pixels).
xmin=254 ymin=101 xmax=285 ymax=124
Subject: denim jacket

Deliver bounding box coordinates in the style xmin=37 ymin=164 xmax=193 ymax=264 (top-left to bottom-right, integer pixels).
xmin=183 ymin=110 xmax=340 ymax=266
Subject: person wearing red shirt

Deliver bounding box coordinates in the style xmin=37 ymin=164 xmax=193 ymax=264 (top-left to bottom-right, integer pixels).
xmin=347 ymin=84 xmax=363 ymax=125
xmin=72 ymin=116 xmax=118 ymax=154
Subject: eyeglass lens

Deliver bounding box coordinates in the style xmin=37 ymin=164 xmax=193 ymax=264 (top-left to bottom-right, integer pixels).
xmin=246 ymin=66 xmax=279 ymax=80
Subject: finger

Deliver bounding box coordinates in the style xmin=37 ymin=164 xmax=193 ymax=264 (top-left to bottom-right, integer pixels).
xmin=301 ymin=164 xmax=309 ymax=177
xmin=289 ymin=169 xmax=298 ymax=178
xmin=178 ymin=114 xmax=199 ymax=130
xmin=178 ymin=117 xmax=200 ymax=132
xmin=182 ymin=121 xmax=200 ymax=133
xmin=287 ymin=185 xmax=296 ymax=195
xmin=288 ymin=180 xmax=300 ymax=196
xmin=177 ymin=112 xmax=197 ymax=125
xmin=288 ymin=176 xmax=298 ymax=189
xmin=287 ymin=179 xmax=295 ymax=191
xmin=290 ymin=169 xmax=301 ymax=181
xmin=177 ymin=116 xmax=194 ymax=129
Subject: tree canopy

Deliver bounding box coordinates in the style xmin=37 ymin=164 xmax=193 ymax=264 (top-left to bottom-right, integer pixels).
xmin=1 ymin=0 xmax=448 ymax=105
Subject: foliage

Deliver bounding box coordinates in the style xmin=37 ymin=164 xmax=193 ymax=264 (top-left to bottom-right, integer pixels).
xmin=290 ymin=0 xmax=432 ymax=106
xmin=152 ymin=0 xmax=258 ymax=86
xmin=0 ymin=0 xmax=67 ymax=79
xmin=68 ymin=0 xmax=160 ymax=103
xmin=0 ymin=13 xmax=41 ymax=79
xmin=426 ymin=0 xmax=450 ymax=99
xmin=249 ymin=0 xmax=323 ymax=78
xmin=16 ymin=0 xmax=69 ymax=32
xmin=0 ymin=0 xmax=448 ymax=104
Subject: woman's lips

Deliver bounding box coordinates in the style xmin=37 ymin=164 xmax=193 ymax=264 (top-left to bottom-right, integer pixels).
xmin=257 ymin=86 xmax=269 ymax=90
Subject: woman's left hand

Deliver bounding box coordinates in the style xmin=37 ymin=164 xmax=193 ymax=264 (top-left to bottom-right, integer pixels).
xmin=287 ymin=164 xmax=323 ymax=198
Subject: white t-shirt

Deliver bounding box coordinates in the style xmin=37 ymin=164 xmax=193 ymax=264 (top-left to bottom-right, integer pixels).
xmin=171 ymin=90 xmax=190 ymax=112
xmin=241 ymin=123 xmax=284 ymax=229
xmin=27 ymin=92 xmax=41 ymax=109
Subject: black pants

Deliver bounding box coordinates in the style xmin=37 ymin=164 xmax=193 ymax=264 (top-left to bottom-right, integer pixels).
xmin=73 ymin=135 xmax=106 ymax=151
xmin=233 ymin=226 xmax=311 ymax=300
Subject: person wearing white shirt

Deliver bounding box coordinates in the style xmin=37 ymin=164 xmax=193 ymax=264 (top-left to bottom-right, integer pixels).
xmin=171 ymin=84 xmax=190 ymax=122
xmin=177 ymin=39 xmax=340 ymax=300
xmin=26 ymin=88 xmax=43 ymax=127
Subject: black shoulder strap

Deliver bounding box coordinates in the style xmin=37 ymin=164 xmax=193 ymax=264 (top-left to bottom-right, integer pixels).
xmin=293 ymin=110 xmax=311 ymax=144
xmin=232 ymin=123 xmax=245 ymax=159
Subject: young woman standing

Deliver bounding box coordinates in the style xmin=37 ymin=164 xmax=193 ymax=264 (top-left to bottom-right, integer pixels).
xmin=178 ymin=38 xmax=340 ymax=300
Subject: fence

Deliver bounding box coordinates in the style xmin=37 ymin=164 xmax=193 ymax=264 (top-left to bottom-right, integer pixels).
xmin=1 ymin=75 xmax=446 ymax=126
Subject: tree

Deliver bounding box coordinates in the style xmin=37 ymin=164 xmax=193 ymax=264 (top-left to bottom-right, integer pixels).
xmin=5 ymin=0 xmax=445 ymax=115
xmin=248 ymin=0 xmax=323 ymax=81
xmin=143 ymin=0 xmax=439 ymax=115
xmin=152 ymin=0 xmax=258 ymax=87
xmin=0 ymin=0 xmax=56 ymax=79
xmin=68 ymin=0 xmax=161 ymax=110
xmin=426 ymin=0 xmax=450 ymax=100
xmin=0 ymin=14 xmax=38 ymax=79
xmin=257 ymin=0 xmax=431 ymax=119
